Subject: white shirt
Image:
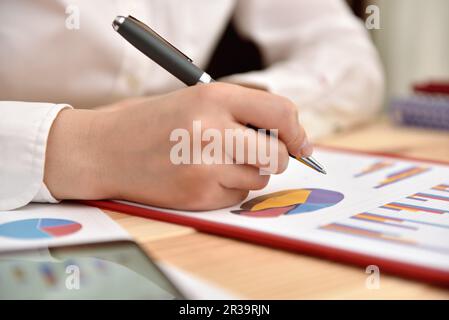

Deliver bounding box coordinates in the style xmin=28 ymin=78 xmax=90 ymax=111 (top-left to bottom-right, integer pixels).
xmin=0 ymin=0 xmax=384 ymax=210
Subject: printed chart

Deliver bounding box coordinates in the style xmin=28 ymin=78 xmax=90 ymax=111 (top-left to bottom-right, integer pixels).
xmin=354 ymin=161 xmax=394 ymax=177
xmin=319 ymin=184 xmax=449 ymax=255
xmin=0 ymin=218 xmax=82 ymax=240
xmin=374 ymin=166 xmax=430 ymax=188
xmin=232 ymin=188 xmax=344 ymax=217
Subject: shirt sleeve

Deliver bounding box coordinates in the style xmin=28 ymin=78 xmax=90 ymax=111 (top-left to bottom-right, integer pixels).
xmin=225 ymin=0 xmax=384 ymax=139
xmin=0 ymin=101 xmax=72 ymax=210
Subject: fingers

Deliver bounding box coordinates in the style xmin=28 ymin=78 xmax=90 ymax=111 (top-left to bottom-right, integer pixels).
xmin=225 ymin=122 xmax=290 ymax=174
xmin=218 ymin=164 xmax=270 ymax=191
xmin=213 ymin=188 xmax=249 ymax=210
xmin=164 ymin=183 xmax=249 ymax=211
xmin=206 ymin=83 xmax=312 ymax=158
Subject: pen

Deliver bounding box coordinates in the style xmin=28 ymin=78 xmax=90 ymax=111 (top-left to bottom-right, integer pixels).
xmin=112 ymin=15 xmax=326 ymax=175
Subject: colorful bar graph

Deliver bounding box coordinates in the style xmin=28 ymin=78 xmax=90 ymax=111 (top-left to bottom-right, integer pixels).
xmin=374 ymin=166 xmax=430 ymax=188
xmin=319 ymin=223 xmax=416 ymax=245
xmin=319 ymin=183 xmax=449 ymax=256
xmin=351 ymin=212 xmax=418 ymax=230
xmin=407 ymin=192 xmax=449 ymax=202
xmin=320 ymin=222 xmax=449 ymax=255
xmin=354 ymin=161 xmax=394 ymax=178
xmin=381 ymin=202 xmax=449 ymax=214
xmin=351 ymin=212 xmax=449 ymax=230
xmin=432 ymin=184 xmax=449 ymax=193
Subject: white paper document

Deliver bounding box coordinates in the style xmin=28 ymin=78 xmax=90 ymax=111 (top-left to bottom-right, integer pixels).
xmin=0 ymin=203 xmax=130 ymax=253
xmin=118 ymin=148 xmax=449 ymax=273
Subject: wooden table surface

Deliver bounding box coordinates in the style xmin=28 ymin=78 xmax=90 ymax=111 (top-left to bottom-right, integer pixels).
xmin=106 ymin=119 xmax=449 ymax=299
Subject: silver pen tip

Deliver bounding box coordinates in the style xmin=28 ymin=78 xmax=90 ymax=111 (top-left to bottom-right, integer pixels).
xmin=306 ymin=156 xmax=325 ymax=173
xmin=297 ymin=156 xmax=327 ymax=175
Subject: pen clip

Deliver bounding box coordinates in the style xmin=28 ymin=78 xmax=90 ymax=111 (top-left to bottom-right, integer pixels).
xmin=127 ymin=15 xmax=193 ymax=62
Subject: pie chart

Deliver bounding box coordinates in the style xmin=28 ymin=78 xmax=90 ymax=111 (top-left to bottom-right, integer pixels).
xmin=232 ymin=188 xmax=344 ymax=218
xmin=0 ymin=218 xmax=82 ymax=240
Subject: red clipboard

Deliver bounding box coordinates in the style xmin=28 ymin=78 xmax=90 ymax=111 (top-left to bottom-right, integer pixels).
xmin=81 ymin=146 xmax=449 ymax=287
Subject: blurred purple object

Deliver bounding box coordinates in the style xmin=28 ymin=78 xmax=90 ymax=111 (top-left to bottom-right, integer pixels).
xmin=390 ymin=94 xmax=449 ymax=131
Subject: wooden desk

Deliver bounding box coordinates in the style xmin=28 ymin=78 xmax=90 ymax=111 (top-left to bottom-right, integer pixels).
xmin=106 ymin=119 xmax=449 ymax=299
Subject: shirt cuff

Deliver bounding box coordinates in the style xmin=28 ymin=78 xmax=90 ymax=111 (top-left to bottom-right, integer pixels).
xmin=0 ymin=102 xmax=71 ymax=210
xmin=32 ymin=182 xmax=60 ymax=204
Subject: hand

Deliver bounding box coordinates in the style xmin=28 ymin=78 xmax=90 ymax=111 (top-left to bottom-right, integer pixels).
xmin=44 ymin=83 xmax=312 ymax=210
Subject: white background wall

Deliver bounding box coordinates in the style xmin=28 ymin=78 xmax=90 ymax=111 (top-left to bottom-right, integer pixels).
xmin=370 ymin=0 xmax=449 ymax=103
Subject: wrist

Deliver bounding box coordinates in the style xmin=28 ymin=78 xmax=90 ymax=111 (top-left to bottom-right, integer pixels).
xmin=44 ymin=108 xmax=114 ymax=200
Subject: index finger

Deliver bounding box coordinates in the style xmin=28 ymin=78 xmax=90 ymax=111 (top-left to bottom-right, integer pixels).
xmin=212 ymin=83 xmax=312 ymax=157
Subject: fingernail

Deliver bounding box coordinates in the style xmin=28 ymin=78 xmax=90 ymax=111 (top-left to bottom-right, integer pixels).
xmin=299 ymin=138 xmax=313 ymax=157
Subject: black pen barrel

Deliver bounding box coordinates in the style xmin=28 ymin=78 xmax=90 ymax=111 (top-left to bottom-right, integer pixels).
xmin=113 ymin=16 xmax=204 ymax=86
